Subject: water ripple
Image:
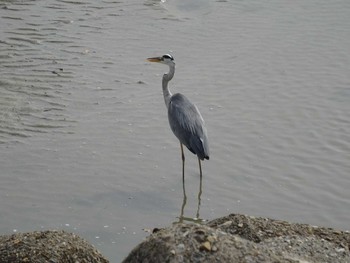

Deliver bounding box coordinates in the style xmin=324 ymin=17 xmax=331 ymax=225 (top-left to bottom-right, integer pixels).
xmin=0 ymin=3 xmax=81 ymax=143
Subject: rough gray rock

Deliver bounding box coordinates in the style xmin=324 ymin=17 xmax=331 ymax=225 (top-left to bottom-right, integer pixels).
xmin=123 ymin=214 xmax=350 ymax=263
xmin=1 ymin=214 xmax=349 ymax=262
xmin=0 ymin=230 xmax=109 ymax=263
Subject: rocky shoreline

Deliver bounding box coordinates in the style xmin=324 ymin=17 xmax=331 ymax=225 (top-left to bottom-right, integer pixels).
xmin=1 ymin=214 xmax=349 ymax=262
xmin=123 ymin=214 xmax=350 ymax=263
xmin=0 ymin=230 xmax=108 ymax=263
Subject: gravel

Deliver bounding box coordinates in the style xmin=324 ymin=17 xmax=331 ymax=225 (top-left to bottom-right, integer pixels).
xmin=0 ymin=230 xmax=109 ymax=263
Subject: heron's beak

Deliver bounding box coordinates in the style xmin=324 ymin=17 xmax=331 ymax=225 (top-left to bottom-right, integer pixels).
xmin=147 ymin=57 xmax=162 ymax=63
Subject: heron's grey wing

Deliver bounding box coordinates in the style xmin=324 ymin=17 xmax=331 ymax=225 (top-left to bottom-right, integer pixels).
xmin=168 ymin=93 xmax=209 ymax=160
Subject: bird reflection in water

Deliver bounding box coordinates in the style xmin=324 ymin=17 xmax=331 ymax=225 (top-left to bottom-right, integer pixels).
xmin=178 ymin=168 xmax=204 ymax=224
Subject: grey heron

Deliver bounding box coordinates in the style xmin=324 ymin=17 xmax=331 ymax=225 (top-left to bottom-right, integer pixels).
xmin=147 ymin=54 xmax=209 ymax=178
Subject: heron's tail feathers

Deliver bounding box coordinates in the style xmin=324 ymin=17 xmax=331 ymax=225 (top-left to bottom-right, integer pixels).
xmin=187 ymin=136 xmax=209 ymax=161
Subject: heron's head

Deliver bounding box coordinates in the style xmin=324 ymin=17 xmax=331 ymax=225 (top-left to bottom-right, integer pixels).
xmin=147 ymin=54 xmax=175 ymax=66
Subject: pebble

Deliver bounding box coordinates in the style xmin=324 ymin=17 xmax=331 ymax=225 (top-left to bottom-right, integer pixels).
xmin=200 ymin=241 xmax=211 ymax=251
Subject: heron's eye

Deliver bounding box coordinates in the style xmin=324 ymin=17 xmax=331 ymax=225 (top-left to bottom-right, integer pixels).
xmin=163 ymin=54 xmax=174 ymax=61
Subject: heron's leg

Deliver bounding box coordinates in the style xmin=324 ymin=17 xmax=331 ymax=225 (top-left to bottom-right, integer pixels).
xmin=179 ymin=170 xmax=187 ymax=223
xmin=198 ymin=158 xmax=203 ymax=178
xmin=196 ymin=157 xmax=203 ymax=219
xmin=178 ymin=143 xmax=187 ymax=223
xmin=180 ymin=143 xmax=185 ymax=162
xmin=180 ymin=143 xmax=185 ymax=181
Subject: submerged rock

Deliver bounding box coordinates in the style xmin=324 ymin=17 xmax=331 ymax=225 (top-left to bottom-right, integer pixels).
xmin=123 ymin=213 xmax=350 ymax=263
xmin=0 ymin=230 xmax=109 ymax=263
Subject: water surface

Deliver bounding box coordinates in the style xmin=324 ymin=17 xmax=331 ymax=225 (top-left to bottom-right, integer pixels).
xmin=1 ymin=0 xmax=350 ymax=261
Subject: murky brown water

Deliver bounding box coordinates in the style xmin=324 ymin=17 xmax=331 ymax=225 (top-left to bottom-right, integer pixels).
xmin=1 ymin=0 xmax=350 ymax=261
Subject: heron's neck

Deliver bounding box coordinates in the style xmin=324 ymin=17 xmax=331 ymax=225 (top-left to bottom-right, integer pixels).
xmin=162 ymin=63 xmax=175 ymax=108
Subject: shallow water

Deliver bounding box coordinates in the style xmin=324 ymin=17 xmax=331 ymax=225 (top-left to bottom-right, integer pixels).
xmin=1 ymin=0 xmax=350 ymax=261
